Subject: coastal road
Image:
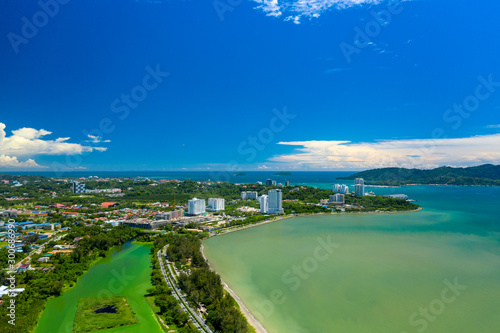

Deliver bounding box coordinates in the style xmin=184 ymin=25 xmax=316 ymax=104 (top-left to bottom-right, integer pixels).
xmin=157 ymin=246 xmax=214 ymax=333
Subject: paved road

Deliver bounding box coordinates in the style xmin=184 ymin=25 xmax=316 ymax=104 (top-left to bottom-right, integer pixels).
xmin=157 ymin=246 xmax=214 ymax=333
xmin=12 ymin=232 xmax=67 ymax=270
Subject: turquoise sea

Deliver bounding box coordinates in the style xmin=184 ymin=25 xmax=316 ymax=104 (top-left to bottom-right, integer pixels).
xmin=203 ymin=183 xmax=500 ymax=333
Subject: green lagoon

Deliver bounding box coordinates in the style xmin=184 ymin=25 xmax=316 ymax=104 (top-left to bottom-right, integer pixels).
xmin=203 ymin=186 xmax=500 ymax=333
xmin=35 ymin=242 xmax=162 ymax=333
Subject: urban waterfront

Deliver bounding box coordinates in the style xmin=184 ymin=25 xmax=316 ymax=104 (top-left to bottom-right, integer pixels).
xmin=203 ymin=185 xmax=500 ymax=333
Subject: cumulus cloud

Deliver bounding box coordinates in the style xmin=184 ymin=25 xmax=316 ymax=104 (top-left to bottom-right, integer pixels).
xmin=0 ymin=155 xmax=43 ymax=168
xmin=252 ymin=0 xmax=398 ymax=23
xmin=0 ymin=123 xmax=106 ymax=169
xmin=270 ymin=134 xmax=500 ymax=170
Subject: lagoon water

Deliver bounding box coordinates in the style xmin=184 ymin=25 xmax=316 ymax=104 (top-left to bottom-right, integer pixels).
xmin=203 ymin=185 xmax=500 ymax=333
xmin=35 ymin=242 xmax=162 ymax=333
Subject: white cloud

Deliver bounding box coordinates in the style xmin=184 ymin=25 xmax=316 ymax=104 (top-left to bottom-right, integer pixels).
xmin=0 ymin=155 xmax=43 ymax=168
xmin=86 ymin=134 xmax=111 ymax=143
xmin=252 ymin=0 xmax=396 ymax=23
xmin=253 ymin=0 xmax=283 ymax=17
xmin=486 ymin=124 xmax=500 ymax=129
xmin=270 ymin=134 xmax=500 ymax=170
xmin=0 ymin=123 xmax=106 ymax=169
xmin=258 ymin=164 xmax=271 ymax=169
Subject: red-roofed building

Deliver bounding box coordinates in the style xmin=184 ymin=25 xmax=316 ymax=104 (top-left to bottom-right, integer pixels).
xmin=101 ymin=202 xmax=119 ymax=208
xmin=49 ymin=204 xmax=67 ymax=209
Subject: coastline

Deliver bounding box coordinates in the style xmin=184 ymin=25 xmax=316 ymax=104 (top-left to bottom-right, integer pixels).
xmin=210 ymin=207 xmax=422 ymax=238
xmin=201 ymin=244 xmax=269 ymax=333
xmin=200 ymin=207 xmax=422 ymax=333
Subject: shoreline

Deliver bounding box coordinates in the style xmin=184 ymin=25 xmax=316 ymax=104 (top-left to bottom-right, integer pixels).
xmin=200 ymin=207 xmax=422 ymax=333
xmin=210 ymin=207 xmax=422 ymax=238
xmin=200 ymin=244 xmax=269 ymax=333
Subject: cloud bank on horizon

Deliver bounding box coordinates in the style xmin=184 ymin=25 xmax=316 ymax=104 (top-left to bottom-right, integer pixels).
xmin=270 ymin=134 xmax=500 ymax=170
xmin=252 ymin=0 xmax=399 ymax=24
xmin=0 ymin=123 xmax=106 ymax=169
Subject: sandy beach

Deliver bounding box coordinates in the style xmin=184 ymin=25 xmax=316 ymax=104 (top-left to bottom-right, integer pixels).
xmin=201 ymin=244 xmax=268 ymax=333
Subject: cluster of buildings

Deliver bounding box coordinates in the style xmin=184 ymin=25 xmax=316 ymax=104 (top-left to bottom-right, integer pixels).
xmin=332 ymin=184 xmax=350 ymax=194
xmin=332 ymin=178 xmax=366 ymax=197
xmin=258 ymin=189 xmax=284 ymax=214
xmin=263 ymin=179 xmax=290 ymax=187
xmin=239 ymin=188 xmax=284 ymax=215
xmin=187 ymin=197 xmax=226 ymax=216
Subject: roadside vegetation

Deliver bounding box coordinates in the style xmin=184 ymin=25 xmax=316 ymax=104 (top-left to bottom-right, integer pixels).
xmin=153 ymin=234 xmax=250 ymax=333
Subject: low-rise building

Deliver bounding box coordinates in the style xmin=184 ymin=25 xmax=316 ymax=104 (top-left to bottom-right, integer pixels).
xmin=241 ymin=191 xmax=258 ymax=200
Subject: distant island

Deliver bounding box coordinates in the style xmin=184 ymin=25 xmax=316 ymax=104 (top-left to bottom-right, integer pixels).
xmin=274 ymin=172 xmax=292 ymax=176
xmin=339 ymin=164 xmax=500 ymax=186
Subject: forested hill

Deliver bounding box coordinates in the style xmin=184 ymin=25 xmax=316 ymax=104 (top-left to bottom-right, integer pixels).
xmin=339 ymin=164 xmax=500 ymax=186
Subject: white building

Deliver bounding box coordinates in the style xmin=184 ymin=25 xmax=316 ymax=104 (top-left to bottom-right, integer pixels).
xmin=329 ymin=194 xmax=345 ymax=204
xmin=258 ymin=195 xmax=269 ymax=213
xmin=354 ymin=184 xmax=365 ymax=197
xmin=188 ymin=198 xmax=205 ymax=216
xmin=354 ymin=178 xmax=365 ymax=185
xmin=73 ymin=181 xmax=86 ymax=194
xmin=268 ymin=189 xmax=284 ymax=214
xmin=333 ymin=184 xmax=349 ymax=194
xmin=241 ymin=191 xmax=258 ymax=200
xmin=208 ymin=198 xmax=225 ymax=211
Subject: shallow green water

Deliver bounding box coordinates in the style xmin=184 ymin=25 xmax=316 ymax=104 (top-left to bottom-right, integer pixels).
xmin=203 ymin=186 xmax=500 ymax=333
xmin=35 ymin=242 xmax=162 ymax=333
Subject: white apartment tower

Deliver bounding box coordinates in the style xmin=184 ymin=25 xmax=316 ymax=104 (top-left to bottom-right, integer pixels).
xmin=188 ymin=198 xmax=206 ymax=216
xmin=329 ymin=193 xmax=345 ymax=204
xmin=258 ymin=195 xmax=269 ymax=213
xmin=208 ymin=198 xmax=225 ymax=211
xmin=268 ymin=189 xmax=284 ymax=214
xmin=333 ymin=184 xmax=349 ymax=194
xmin=354 ymin=178 xmax=365 ymax=197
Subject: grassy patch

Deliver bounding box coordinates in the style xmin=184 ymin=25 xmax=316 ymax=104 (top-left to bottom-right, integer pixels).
xmin=73 ymin=297 xmax=138 ymax=333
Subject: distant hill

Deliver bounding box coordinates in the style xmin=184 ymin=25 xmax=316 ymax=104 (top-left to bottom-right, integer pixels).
xmin=338 ymin=164 xmax=500 ymax=186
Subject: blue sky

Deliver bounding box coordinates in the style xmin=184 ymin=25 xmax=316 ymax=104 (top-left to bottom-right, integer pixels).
xmin=0 ymin=0 xmax=499 ymax=171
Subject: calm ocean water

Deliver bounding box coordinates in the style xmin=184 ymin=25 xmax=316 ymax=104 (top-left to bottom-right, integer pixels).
xmin=204 ymin=185 xmax=500 ymax=333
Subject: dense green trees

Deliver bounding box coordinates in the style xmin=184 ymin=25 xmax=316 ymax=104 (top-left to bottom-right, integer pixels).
xmin=153 ymin=234 xmax=250 ymax=333
xmin=339 ymin=164 xmax=500 ymax=186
